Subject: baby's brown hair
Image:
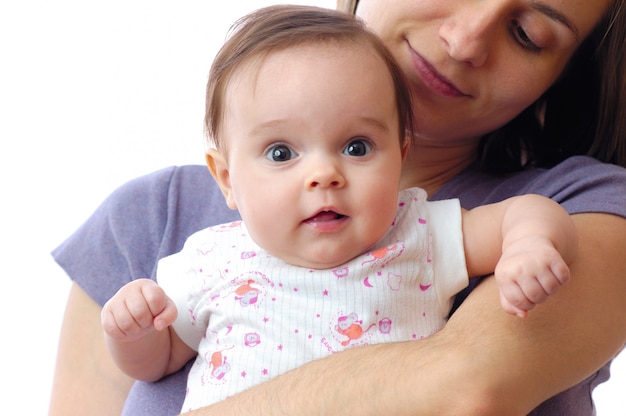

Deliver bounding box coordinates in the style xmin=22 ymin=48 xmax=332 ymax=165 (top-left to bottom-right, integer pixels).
xmin=204 ymin=5 xmax=414 ymax=152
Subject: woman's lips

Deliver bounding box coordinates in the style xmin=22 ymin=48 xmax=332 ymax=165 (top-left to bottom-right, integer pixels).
xmin=409 ymin=47 xmax=468 ymax=97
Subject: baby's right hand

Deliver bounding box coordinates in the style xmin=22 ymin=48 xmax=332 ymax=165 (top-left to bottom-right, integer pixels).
xmin=101 ymin=278 xmax=178 ymax=342
xmin=495 ymin=237 xmax=570 ymax=318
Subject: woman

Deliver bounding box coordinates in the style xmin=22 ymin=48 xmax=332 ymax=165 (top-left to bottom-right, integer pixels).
xmin=50 ymin=0 xmax=626 ymax=415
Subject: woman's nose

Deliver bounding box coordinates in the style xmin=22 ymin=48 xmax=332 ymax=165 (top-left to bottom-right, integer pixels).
xmin=439 ymin=5 xmax=499 ymax=67
xmin=306 ymin=159 xmax=346 ymax=190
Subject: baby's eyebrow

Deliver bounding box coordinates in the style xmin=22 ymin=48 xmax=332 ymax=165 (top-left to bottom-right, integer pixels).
xmin=357 ymin=116 xmax=393 ymax=133
xmin=250 ymin=119 xmax=287 ymax=135
xmin=532 ymin=2 xmax=580 ymax=41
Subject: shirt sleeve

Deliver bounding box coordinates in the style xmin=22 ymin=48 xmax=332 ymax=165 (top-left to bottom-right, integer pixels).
xmin=157 ymin=248 xmax=207 ymax=351
xmin=426 ymin=198 xmax=469 ymax=316
xmin=51 ymin=165 xmax=240 ymax=306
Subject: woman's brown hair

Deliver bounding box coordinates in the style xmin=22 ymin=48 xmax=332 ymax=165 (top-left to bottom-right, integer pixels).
xmin=483 ymin=0 xmax=626 ymax=171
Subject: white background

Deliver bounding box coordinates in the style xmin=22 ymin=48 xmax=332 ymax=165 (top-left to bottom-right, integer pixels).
xmin=0 ymin=1 xmax=623 ymax=414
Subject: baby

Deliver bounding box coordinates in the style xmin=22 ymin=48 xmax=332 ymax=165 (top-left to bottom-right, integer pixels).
xmin=102 ymin=5 xmax=577 ymax=411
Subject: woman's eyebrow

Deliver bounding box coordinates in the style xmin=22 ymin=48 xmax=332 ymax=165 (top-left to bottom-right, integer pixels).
xmin=532 ymin=2 xmax=580 ymax=41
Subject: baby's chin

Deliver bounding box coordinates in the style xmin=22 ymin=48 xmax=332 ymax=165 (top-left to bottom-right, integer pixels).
xmin=278 ymin=248 xmax=363 ymax=271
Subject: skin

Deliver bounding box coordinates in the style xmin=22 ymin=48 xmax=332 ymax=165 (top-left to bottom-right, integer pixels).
xmin=48 ymin=283 xmax=134 ymax=416
xmin=211 ymin=45 xmax=405 ymax=270
xmin=356 ymin=0 xmax=612 ymax=192
xmin=50 ymin=1 xmax=626 ymax=415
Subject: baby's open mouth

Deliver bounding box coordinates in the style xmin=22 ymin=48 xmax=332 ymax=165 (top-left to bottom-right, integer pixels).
xmin=305 ymin=211 xmax=347 ymax=224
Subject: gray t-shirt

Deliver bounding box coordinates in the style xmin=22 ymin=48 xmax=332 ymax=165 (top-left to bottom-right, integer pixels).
xmin=53 ymin=155 xmax=626 ymax=415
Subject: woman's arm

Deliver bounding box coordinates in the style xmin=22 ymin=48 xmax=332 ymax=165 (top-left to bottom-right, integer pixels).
xmin=49 ymin=282 xmax=134 ymax=416
xmin=185 ymin=212 xmax=626 ymax=416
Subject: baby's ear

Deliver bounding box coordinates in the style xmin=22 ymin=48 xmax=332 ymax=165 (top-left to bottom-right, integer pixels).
xmin=206 ymin=149 xmax=237 ymax=210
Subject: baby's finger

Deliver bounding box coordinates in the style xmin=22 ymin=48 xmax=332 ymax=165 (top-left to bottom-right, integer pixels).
xmin=549 ymin=259 xmax=571 ymax=286
xmin=101 ymin=306 xmax=126 ymax=338
xmin=499 ymin=277 xmax=541 ymax=311
xmin=500 ymin=292 xmax=528 ymax=319
xmin=124 ymin=293 xmax=156 ymax=330
xmin=535 ymin=269 xmax=568 ymax=297
xmin=153 ymin=297 xmax=179 ymax=331
xmin=141 ymin=282 xmax=170 ymax=317
xmin=517 ymin=276 xmax=554 ymax=306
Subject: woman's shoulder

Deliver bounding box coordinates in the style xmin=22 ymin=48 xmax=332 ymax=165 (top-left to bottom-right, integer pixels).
xmin=106 ymin=164 xmax=238 ymax=226
xmin=437 ymin=156 xmax=626 ymax=217
xmin=111 ymin=165 xmax=210 ymax=204
xmin=524 ymin=156 xmax=626 ymax=216
xmin=52 ymin=165 xmax=240 ymax=306
xmin=542 ymin=155 xmax=626 ymax=179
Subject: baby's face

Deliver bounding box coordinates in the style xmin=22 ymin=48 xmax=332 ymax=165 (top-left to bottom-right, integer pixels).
xmin=219 ymin=42 xmax=404 ymax=269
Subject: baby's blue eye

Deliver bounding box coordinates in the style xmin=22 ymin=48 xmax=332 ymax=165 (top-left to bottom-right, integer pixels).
xmin=343 ymin=139 xmax=372 ymax=157
xmin=266 ymin=144 xmax=297 ymax=162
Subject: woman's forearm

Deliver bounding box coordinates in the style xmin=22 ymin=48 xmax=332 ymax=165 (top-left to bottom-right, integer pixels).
xmin=184 ymin=338 xmax=455 ymax=415
xmin=49 ymin=283 xmax=134 ymax=416
xmin=185 ymin=213 xmax=626 ymax=416
xmin=439 ymin=212 xmax=626 ymax=414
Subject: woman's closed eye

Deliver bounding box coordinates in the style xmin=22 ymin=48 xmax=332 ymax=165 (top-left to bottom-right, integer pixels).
xmin=510 ymin=20 xmax=542 ymax=53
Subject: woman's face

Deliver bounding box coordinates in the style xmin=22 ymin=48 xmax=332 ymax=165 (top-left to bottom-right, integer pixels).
xmin=356 ymin=0 xmax=611 ymax=144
